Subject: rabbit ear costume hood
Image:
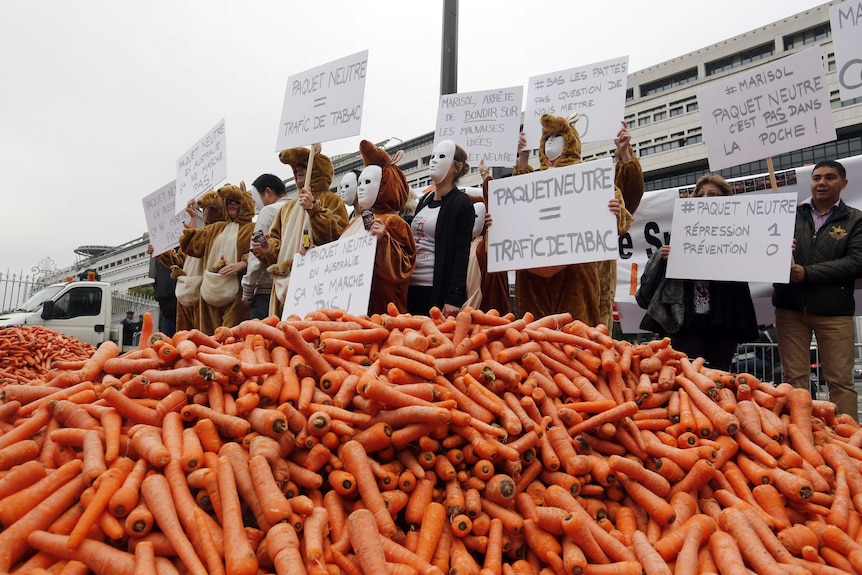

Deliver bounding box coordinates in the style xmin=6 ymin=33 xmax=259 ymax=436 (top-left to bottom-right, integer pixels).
xmin=539 ymin=113 xmax=582 ymax=169
xmin=216 ymin=182 xmax=255 ymax=225
xmin=279 ymin=147 xmax=334 ymax=193
xmin=359 ymin=139 xmax=409 ymax=214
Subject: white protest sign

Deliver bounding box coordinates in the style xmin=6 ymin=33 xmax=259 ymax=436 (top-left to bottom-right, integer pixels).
xmin=697 ymin=47 xmax=835 ymax=172
xmin=276 ymin=50 xmax=368 ymax=151
xmin=282 ymin=232 xmax=377 ymax=319
xmin=523 ymin=56 xmax=629 ymax=149
xmin=143 ymin=181 xmax=188 ymax=257
xmin=665 ymin=193 xmax=797 ymax=283
xmin=175 ymin=119 xmax=227 ymax=214
xmin=434 ymin=86 xmax=524 ymax=167
xmin=486 ymin=158 xmax=617 ymax=273
xmin=830 ymin=1 xmax=862 ymax=102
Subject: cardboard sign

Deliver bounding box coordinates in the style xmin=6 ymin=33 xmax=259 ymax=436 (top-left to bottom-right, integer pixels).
xmin=697 ymin=47 xmax=835 ymax=171
xmin=486 ymin=159 xmax=617 ymax=273
xmin=276 ymin=50 xmax=368 ymax=151
xmin=143 ymin=181 xmax=188 ymax=257
xmin=282 ymin=232 xmax=377 ymax=319
xmin=175 ymin=119 xmax=227 ymax=214
xmin=523 ymin=56 xmax=629 ymax=149
xmin=434 ymin=86 xmax=524 ymax=167
xmin=830 ymin=0 xmax=862 ymax=102
xmin=665 ymin=193 xmax=797 ymax=283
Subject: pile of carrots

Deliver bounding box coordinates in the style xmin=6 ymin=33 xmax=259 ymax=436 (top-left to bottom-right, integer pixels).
xmin=1 ymin=307 xmax=862 ymax=575
xmin=0 ymin=326 xmax=94 ymax=385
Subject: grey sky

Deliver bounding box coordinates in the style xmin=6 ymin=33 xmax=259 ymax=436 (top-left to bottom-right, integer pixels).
xmin=0 ymin=0 xmax=827 ymax=275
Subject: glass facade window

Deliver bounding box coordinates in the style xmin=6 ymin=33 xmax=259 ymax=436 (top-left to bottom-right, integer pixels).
xmin=783 ymin=23 xmax=830 ymax=51
xmin=705 ymin=42 xmax=775 ymax=76
xmin=640 ymin=68 xmax=698 ymax=97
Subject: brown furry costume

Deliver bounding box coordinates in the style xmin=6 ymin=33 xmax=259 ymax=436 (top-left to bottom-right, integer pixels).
xmin=514 ymin=114 xmax=635 ymax=326
xmin=339 ymin=140 xmax=416 ymax=314
xmin=179 ymin=184 xmax=254 ymax=334
xmin=164 ymin=190 xmax=226 ymax=332
xmin=264 ymin=147 xmax=348 ymax=318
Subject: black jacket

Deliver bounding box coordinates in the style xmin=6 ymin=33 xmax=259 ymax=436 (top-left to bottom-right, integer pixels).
xmin=773 ymin=199 xmax=862 ymax=316
xmin=412 ymin=188 xmax=475 ymax=308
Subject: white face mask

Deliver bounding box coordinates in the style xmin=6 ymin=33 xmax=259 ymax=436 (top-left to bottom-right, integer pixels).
xmin=339 ymin=172 xmax=358 ymax=206
xmin=429 ymin=140 xmax=456 ymax=184
xmin=357 ymin=165 xmax=382 ymax=210
xmin=544 ymin=134 xmax=564 ymax=162
xmin=472 ymin=202 xmax=486 ymax=239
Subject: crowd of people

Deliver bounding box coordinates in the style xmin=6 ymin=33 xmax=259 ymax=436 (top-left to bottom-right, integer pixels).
xmin=146 ymin=118 xmax=862 ymax=420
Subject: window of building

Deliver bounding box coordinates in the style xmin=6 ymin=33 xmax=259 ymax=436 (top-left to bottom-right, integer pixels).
xmin=686 ymin=101 xmax=699 ymax=113
xmin=654 ymin=111 xmax=667 ymax=122
xmin=640 ymin=68 xmax=698 ymax=97
xmin=670 ymin=106 xmax=683 ymax=117
xmin=625 ymin=88 xmax=634 ymax=102
xmin=828 ymin=52 xmax=836 ymax=72
xmin=783 ymin=23 xmax=829 ymax=51
xmin=705 ymin=42 xmax=775 ymax=76
xmin=638 ymin=116 xmax=651 ymax=126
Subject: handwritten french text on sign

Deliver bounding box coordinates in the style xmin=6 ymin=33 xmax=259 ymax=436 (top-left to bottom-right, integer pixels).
xmin=830 ymin=1 xmax=862 ymax=102
xmin=486 ymin=159 xmax=617 ymax=273
xmin=434 ymin=86 xmax=524 ymax=167
xmin=175 ymin=119 xmax=227 ymax=214
xmin=143 ymin=181 xmax=188 ymax=257
xmin=523 ymin=56 xmax=629 ymax=150
xmin=283 ymin=232 xmax=377 ymax=319
xmin=665 ymin=193 xmax=797 ymax=283
xmin=276 ymin=50 xmax=368 ymax=151
xmin=697 ymin=47 xmax=835 ymax=172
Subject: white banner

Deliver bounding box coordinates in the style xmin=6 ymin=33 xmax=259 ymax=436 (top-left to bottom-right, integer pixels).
xmin=523 ymin=56 xmax=629 ymax=149
xmin=697 ymin=47 xmax=835 ymax=172
xmin=142 ymin=181 xmax=188 ymax=257
xmin=276 ymin=50 xmax=368 ymax=151
xmin=665 ymin=192 xmax=797 ymax=283
xmin=434 ymin=86 xmax=524 ymax=167
xmin=282 ymin=232 xmax=377 ymax=319
xmin=175 ymin=119 xmax=227 ymax=214
xmin=614 ymin=154 xmax=862 ymax=333
xmin=486 ymin=159 xmax=617 ymax=273
xmin=830 ymin=1 xmax=862 ymax=102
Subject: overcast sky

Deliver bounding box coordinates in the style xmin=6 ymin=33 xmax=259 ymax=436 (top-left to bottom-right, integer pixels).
xmin=0 ymin=0 xmax=828 ymax=276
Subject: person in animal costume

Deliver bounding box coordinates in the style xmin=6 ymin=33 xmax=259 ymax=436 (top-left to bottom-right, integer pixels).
xmin=255 ymin=146 xmax=348 ymax=319
xmin=163 ymin=190 xmax=226 ymax=331
xmin=339 ymin=140 xmax=416 ymax=314
xmin=338 ymin=169 xmax=360 ymax=221
xmin=178 ymin=183 xmax=255 ymax=334
xmin=513 ymin=113 xmax=636 ymax=326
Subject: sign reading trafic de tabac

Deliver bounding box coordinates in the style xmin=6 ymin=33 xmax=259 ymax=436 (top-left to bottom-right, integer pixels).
xmin=486 ymin=158 xmax=617 ymax=273
xmin=276 ymin=51 xmax=368 ymax=151
xmin=523 ymin=56 xmax=629 ymax=149
xmin=434 ymin=86 xmax=523 ymax=168
xmin=697 ymin=47 xmax=835 ymax=172
xmin=143 ymin=181 xmax=187 ymax=257
xmin=175 ymin=119 xmax=227 ymax=214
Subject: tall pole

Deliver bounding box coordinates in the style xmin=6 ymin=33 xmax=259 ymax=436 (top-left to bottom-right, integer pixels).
xmin=441 ymin=0 xmax=458 ymax=95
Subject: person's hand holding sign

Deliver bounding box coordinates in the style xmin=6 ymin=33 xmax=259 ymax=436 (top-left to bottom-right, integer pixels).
xmin=614 ymin=121 xmax=632 ymax=163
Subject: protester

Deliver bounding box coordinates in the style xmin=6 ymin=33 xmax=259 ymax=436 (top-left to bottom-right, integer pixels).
xmin=474 ymin=164 xmax=511 ymax=315
xmin=773 ymin=159 xmax=862 ymax=420
xmin=147 ymin=244 xmax=178 ymax=337
xmin=242 ymin=174 xmax=289 ymax=320
xmin=513 ymin=114 xmax=633 ymax=325
xmin=121 ymin=310 xmax=137 ymax=346
xmin=636 ymin=174 xmax=758 ymax=371
xmin=339 ymin=140 xmax=416 ymax=314
xmin=338 ymin=169 xmax=360 ymax=221
xmin=255 ymin=146 xmax=348 ymax=319
xmin=179 ymin=183 xmax=255 ymax=334
xmin=407 ymin=139 xmax=475 ymax=317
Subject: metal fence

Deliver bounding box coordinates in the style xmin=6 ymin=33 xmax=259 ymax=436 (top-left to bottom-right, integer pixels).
xmin=0 ymin=270 xmax=50 ymax=313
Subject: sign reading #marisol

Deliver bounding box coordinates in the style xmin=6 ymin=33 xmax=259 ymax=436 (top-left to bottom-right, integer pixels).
xmin=666 ymin=192 xmax=797 ymax=284
xmin=283 ymin=232 xmax=377 ymax=320
xmin=486 ymin=158 xmax=617 ymax=273
xmin=697 ymin=47 xmax=834 ymax=172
